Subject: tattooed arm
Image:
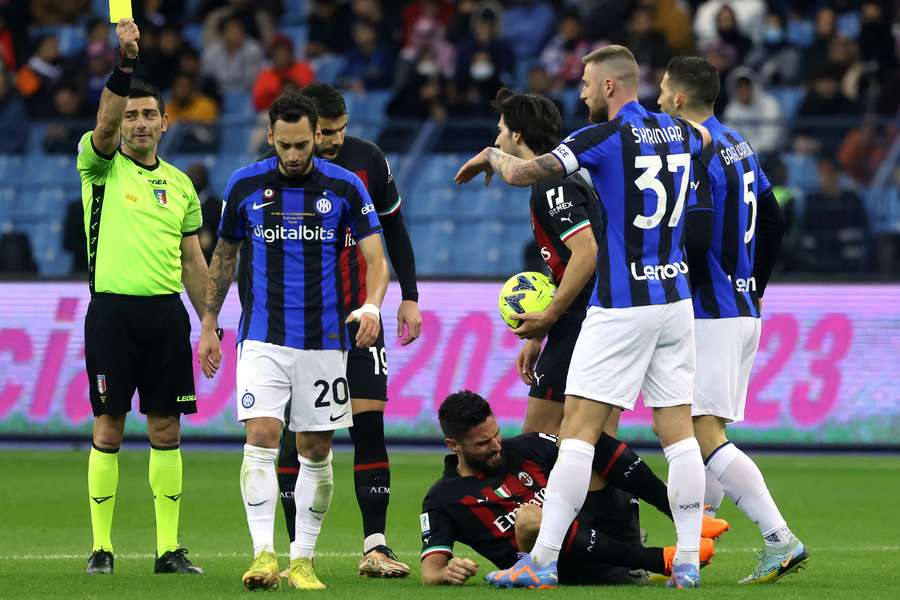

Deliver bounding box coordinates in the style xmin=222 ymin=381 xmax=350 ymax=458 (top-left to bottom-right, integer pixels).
xmin=454 ymin=148 xmax=564 ymax=187
xmin=198 ymin=239 xmax=241 ymax=378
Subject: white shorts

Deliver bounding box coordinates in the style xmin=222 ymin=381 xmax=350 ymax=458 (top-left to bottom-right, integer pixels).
xmin=235 ymin=340 xmax=352 ymax=432
xmin=565 ymin=299 xmax=695 ymax=410
xmin=692 ymin=317 xmax=761 ymax=423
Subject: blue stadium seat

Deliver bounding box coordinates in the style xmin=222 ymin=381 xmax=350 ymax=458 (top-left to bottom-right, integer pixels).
xmin=405 ymin=185 xmax=456 ymax=219
xmin=209 ymin=153 xmax=252 ymax=196
xmin=771 ymin=87 xmax=806 ymax=120
xmin=26 ymin=123 xmax=50 ymax=154
xmin=182 ymin=24 xmax=204 ymax=49
xmin=11 ymin=186 xmax=67 ymax=220
xmin=280 ymin=25 xmax=309 ymax=51
xmin=16 ymin=220 xmax=71 ymax=276
xmin=312 ymin=55 xmax=346 ymax=85
xmin=24 ymin=154 xmax=80 ymax=187
xmin=222 ymin=91 xmax=254 ymax=117
xmin=0 ymin=155 xmax=23 ymax=182
xmin=407 ymin=219 xmax=457 ymax=276
xmin=782 ymin=152 xmax=820 ymax=195
xmin=345 ymin=90 xmax=391 ymax=122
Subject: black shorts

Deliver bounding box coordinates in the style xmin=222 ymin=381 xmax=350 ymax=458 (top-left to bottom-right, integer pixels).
xmin=85 ymin=293 xmax=196 ymax=417
xmin=529 ymin=310 xmax=585 ymax=402
xmin=345 ymin=317 xmax=388 ymax=401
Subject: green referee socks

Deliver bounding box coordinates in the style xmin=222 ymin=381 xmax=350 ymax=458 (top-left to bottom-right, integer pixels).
xmin=88 ymin=445 xmax=119 ymax=552
xmin=149 ymin=445 xmax=183 ymax=557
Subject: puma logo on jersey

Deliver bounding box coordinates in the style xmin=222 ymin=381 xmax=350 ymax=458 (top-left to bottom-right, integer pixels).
xmin=559 ymin=214 xmax=573 ymax=224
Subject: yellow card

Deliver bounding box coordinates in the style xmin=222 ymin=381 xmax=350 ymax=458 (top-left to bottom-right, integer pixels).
xmin=109 ymin=0 xmax=132 ymax=23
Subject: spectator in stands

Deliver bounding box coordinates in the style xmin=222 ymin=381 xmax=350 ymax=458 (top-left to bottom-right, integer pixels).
xmin=197 ymin=0 xmax=280 ymax=47
xmin=826 ymin=36 xmax=865 ymax=102
xmin=177 ymin=47 xmax=220 ymax=103
xmin=306 ymin=0 xmax=352 ymax=57
xmin=838 ymin=113 xmax=896 ymax=186
xmin=338 ymin=19 xmax=395 ymax=91
xmin=446 ymin=0 xmax=478 ymax=44
xmin=0 ymin=66 xmax=27 ymax=153
xmin=15 ymin=34 xmax=63 ymax=118
xmin=539 ymin=10 xmax=591 ymax=91
xmin=387 ymin=38 xmax=450 ymax=122
xmin=801 ymin=155 xmax=869 ymax=273
xmin=403 ymin=0 xmax=455 ymax=46
xmin=803 ymin=6 xmax=837 ymax=74
xmin=167 ymin=72 xmax=219 ymax=153
xmin=619 ymin=6 xmax=672 ymax=103
xmin=453 ymin=4 xmax=514 ymax=111
xmin=502 ymin=0 xmax=556 ymax=64
xmin=201 ymin=14 xmax=264 ymax=93
xmin=139 ymin=25 xmax=189 ymax=92
xmin=577 ymin=0 xmax=632 ymax=41
xmin=42 ymin=83 xmax=91 ymax=153
xmin=794 ymin=64 xmax=858 ymax=154
xmin=699 ymin=39 xmax=737 ymax=114
xmin=858 ymin=1 xmax=896 ymax=76
xmin=138 ymin=0 xmax=184 ymax=28
xmin=723 ymin=68 xmax=784 ymax=157
xmin=711 ymin=4 xmax=753 ymax=64
xmin=526 ymin=65 xmax=563 ymax=116
xmin=0 ymin=232 xmax=38 ymax=274
xmin=186 ymin=163 xmax=222 ymax=265
xmin=744 ymin=11 xmax=803 ymax=86
xmin=352 ymin=0 xmax=403 ymax=51
xmin=28 ymin=0 xmax=88 ymax=26
xmin=763 ymin=156 xmax=802 ymax=272
xmin=0 ymin=16 xmax=19 ymax=71
xmin=82 ymin=41 xmax=116 ymax=110
xmin=252 ymin=35 xmax=315 ymax=111
xmin=648 ymin=0 xmax=695 ymax=55
xmin=693 ymin=0 xmax=766 ymax=45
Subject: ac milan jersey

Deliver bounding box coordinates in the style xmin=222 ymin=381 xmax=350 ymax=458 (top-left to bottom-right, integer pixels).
xmin=331 ymin=136 xmax=403 ymax=312
xmin=529 ymin=170 xmax=604 ymax=312
xmin=550 ymin=101 xmax=704 ymax=309
xmin=218 ymin=156 xmax=382 ymax=350
xmin=421 ymin=433 xmax=642 ymax=569
xmin=692 ymin=116 xmax=771 ymax=319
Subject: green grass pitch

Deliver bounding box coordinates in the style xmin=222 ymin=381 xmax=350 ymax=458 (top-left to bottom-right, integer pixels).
xmin=1 ymin=448 xmax=898 ymax=599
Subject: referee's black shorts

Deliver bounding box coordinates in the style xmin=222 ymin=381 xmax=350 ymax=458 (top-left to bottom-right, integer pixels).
xmin=85 ymin=293 xmax=196 ymax=417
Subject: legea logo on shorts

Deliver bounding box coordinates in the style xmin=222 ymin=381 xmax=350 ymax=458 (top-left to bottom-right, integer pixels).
xmin=252 ymin=224 xmax=336 ymax=243
xmin=630 ymin=260 xmax=688 ymax=281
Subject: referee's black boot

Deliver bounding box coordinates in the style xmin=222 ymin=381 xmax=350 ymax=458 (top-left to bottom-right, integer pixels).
xmin=154 ymin=548 xmax=203 ymax=574
xmin=86 ymin=549 xmax=114 ymax=574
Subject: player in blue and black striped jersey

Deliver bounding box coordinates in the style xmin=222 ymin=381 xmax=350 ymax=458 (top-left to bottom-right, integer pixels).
xmin=199 ymin=92 xmax=389 ymax=590
xmin=456 ymin=45 xmax=711 ymax=589
xmin=659 ymin=56 xmax=806 ymax=586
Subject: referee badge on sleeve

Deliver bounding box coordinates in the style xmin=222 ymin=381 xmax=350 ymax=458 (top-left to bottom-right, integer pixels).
xmin=154 ymin=189 xmax=168 ymax=207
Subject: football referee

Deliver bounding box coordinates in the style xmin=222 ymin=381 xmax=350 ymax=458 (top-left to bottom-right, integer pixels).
xmin=78 ymin=19 xmax=209 ymax=576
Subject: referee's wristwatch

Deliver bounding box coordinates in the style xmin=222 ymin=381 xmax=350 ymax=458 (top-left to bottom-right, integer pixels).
xmin=215 ymin=328 xmax=224 ymax=341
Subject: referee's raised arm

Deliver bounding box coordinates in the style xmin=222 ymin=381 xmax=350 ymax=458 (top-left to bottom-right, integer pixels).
xmin=92 ymin=19 xmax=140 ymax=156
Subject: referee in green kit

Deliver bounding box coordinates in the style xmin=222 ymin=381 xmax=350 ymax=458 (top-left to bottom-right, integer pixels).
xmin=79 ymin=18 xmax=217 ymax=575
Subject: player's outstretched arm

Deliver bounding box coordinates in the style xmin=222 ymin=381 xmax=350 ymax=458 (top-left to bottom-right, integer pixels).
xmin=198 ymin=239 xmax=240 ymax=378
xmin=421 ymin=554 xmax=479 ymax=585
xmin=347 ymin=234 xmax=389 ymax=348
xmin=455 ymin=148 xmax=564 ymax=188
xmin=93 ymin=19 xmax=140 ymax=156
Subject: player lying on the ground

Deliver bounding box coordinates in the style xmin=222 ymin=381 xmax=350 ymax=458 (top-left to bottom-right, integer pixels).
xmin=419 ymin=391 xmax=728 ymax=586
xmin=275 ymin=83 xmax=420 ymax=579
xmin=658 ymin=56 xmax=806 ymax=584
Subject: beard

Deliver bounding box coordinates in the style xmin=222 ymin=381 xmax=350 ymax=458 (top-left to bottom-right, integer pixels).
xmin=277 ymin=153 xmax=313 ymax=177
xmin=589 ymin=104 xmax=609 ymax=124
xmin=465 ymin=449 xmax=507 ymax=476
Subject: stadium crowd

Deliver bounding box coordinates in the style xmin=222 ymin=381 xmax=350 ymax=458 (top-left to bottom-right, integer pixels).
xmin=0 ymin=0 xmax=897 ymax=276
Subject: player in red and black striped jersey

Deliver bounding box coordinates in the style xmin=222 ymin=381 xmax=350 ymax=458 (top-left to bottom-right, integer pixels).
xmin=276 ymin=84 xmax=420 ymax=578
xmin=420 ymin=392 xmax=718 ymax=586
xmin=489 ymin=88 xmax=605 ymax=435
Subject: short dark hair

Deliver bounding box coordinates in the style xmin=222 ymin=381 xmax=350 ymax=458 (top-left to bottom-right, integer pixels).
xmin=269 ymin=90 xmax=318 ymax=131
xmin=129 ymin=77 xmax=165 ymax=114
xmin=299 ymin=83 xmax=347 ymax=119
xmin=438 ymin=390 xmax=493 ymax=440
xmin=492 ymin=87 xmax=561 ymax=155
xmin=665 ymin=55 xmax=720 ymax=109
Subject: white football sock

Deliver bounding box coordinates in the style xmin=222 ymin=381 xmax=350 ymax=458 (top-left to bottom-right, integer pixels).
xmin=703 ymin=468 xmax=725 ymax=517
xmin=706 ymin=442 xmax=792 ymax=547
xmin=530 ymin=438 xmax=594 ymax=567
xmin=364 ymin=533 xmax=386 ymax=554
xmin=663 ymin=437 xmax=705 ymax=567
xmin=291 ymin=451 xmax=334 ymax=560
xmin=240 ymin=444 xmax=279 ymax=556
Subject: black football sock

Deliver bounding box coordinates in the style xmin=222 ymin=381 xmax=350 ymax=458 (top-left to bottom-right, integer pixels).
xmin=349 ymin=410 xmax=391 ymax=553
xmin=593 ymin=433 xmax=674 ymax=520
xmin=564 ymin=518 xmax=665 ymax=573
xmin=277 ymin=428 xmax=300 ymax=543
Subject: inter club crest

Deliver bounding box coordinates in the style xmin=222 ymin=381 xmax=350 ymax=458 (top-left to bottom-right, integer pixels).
xmin=154 ymin=189 xmax=168 ymax=207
